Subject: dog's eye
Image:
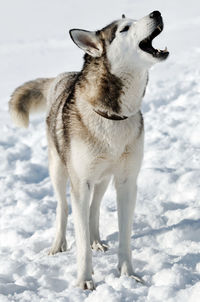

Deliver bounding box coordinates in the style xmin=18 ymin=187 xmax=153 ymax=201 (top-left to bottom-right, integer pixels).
xmin=120 ymin=25 xmax=130 ymax=33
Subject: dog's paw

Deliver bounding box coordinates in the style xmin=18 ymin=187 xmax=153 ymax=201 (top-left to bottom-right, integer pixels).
xmin=118 ymin=262 xmax=144 ymax=283
xmin=48 ymin=238 xmax=67 ymax=255
xmin=130 ymin=274 xmax=144 ymax=284
xmin=78 ymin=279 xmax=95 ymax=290
xmin=91 ymin=240 xmax=108 ymax=252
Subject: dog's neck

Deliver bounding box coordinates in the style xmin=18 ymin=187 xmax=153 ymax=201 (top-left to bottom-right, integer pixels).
xmin=116 ymin=69 xmax=148 ymax=116
xmin=75 ymin=54 xmax=148 ymax=117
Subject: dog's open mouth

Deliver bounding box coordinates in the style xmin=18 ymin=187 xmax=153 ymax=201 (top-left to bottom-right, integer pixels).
xmin=139 ymin=21 xmax=169 ymax=59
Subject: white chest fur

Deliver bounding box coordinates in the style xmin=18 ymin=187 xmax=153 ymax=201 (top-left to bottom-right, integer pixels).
xmin=117 ymin=70 xmax=148 ymax=117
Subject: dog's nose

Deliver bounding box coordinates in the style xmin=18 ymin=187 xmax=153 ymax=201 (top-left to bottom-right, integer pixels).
xmin=149 ymin=11 xmax=161 ymax=19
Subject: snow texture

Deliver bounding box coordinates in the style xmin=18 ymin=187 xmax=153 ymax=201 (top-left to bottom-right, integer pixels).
xmin=0 ymin=0 xmax=200 ymax=301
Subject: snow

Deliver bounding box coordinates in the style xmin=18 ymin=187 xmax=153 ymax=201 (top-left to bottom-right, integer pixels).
xmin=0 ymin=0 xmax=200 ymax=301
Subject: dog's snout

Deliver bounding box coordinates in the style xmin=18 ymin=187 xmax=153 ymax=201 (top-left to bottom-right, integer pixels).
xmin=149 ymin=11 xmax=161 ymax=19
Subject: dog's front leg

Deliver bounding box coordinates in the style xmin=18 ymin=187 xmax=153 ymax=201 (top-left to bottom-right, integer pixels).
xmin=115 ymin=176 xmax=143 ymax=282
xmin=90 ymin=177 xmax=110 ymax=252
xmin=71 ymin=180 xmax=95 ymax=290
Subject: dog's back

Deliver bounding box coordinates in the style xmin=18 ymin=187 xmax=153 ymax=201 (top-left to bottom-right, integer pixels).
xmin=9 ymin=72 xmax=78 ymax=128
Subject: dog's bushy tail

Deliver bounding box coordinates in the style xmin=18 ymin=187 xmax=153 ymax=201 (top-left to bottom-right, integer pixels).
xmin=9 ymin=78 xmax=53 ymax=128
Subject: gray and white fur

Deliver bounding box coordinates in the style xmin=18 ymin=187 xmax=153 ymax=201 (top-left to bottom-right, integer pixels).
xmin=9 ymin=11 xmax=169 ymax=290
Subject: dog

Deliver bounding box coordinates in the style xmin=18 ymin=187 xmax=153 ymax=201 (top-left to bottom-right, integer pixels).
xmin=9 ymin=11 xmax=169 ymax=290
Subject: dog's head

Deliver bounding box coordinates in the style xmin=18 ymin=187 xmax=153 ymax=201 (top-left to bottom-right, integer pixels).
xmin=70 ymin=11 xmax=169 ymax=73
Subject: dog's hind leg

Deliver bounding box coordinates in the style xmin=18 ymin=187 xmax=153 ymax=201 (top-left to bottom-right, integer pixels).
xmin=89 ymin=177 xmax=110 ymax=251
xmin=48 ymin=145 xmax=68 ymax=255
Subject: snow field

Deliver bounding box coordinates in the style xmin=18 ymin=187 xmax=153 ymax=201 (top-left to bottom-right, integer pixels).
xmin=0 ymin=0 xmax=200 ymax=301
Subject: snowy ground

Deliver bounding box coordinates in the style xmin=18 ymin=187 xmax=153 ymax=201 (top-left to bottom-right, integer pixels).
xmin=0 ymin=0 xmax=200 ymax=301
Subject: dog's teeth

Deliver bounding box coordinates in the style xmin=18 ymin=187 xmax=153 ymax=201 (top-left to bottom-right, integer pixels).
xmin=157 ymin=26 xmax=162 ymax=31
xmin=164 ymin=46 xmax=168 ymax=52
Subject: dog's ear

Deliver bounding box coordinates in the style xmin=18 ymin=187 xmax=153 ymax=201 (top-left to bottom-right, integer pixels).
xmin=69 ymin=29 xmax=103 ymax=57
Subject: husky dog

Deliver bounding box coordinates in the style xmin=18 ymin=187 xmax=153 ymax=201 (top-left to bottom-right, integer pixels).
xmin=9 ymin=11 xmax=169 ymax=290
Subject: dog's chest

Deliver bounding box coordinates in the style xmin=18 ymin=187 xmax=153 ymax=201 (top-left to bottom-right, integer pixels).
xmin=69 ymin=112 xmax=143 ymax=182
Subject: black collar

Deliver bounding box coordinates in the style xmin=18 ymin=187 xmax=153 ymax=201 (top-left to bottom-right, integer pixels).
xmin=94 ymin=109 xmax=128 ymax=121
